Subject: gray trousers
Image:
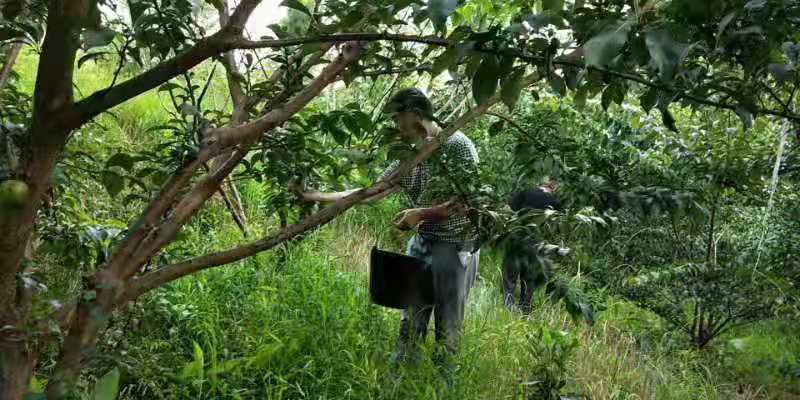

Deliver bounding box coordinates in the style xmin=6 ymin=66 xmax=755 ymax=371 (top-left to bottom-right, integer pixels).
xmin=392 ymin=235 xmax=479 ymax=365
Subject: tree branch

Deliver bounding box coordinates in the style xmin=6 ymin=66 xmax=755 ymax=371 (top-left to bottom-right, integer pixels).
xmin=115 ymin=41 xmax=363 ymax=281
xmin=202 ymin=42 xmax=363 ymax=153
xmin=0 ymin=43 xmax=23 ymax=93
xmin=361 ymin=65 xmax=431 ymax=77
xmin=121 ymin=147 xmax=251 ymax=277
xmin=121 ymin=73 xmax=542 ymax=302
xmin=63 ymin=0 xmax=264 ymax=129
xmin=64 ymin=28 xmax=800 ymax=130
xmin=233 ymin=33 xmax=800 ymax=122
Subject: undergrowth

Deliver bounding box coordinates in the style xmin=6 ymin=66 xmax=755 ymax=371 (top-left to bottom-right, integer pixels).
xmin=74 ymin=201 xmax=800 ymax=400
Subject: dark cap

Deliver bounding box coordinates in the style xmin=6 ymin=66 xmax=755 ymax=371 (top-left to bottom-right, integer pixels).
xmin=382 ymin=88 xmax=436 ymax=121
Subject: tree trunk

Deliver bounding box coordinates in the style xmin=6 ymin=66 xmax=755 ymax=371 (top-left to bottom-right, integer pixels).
xmin=0 ymin=0 xmax=83 ymax=325
xmin=45 ymin=299 xmax=102 ymax=399
xmin=2 ymin=2 xmax=88 ymax=397
xmin=0 ymin=339 xmax=36 ymax=400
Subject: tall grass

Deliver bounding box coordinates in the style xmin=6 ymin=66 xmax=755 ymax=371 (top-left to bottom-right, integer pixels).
xmin=92 ymin=202 xmax=799 ymax=400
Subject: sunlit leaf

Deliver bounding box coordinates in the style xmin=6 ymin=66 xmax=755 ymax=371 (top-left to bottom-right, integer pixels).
xmin=92 ymin=368 xmax=120 ymax=400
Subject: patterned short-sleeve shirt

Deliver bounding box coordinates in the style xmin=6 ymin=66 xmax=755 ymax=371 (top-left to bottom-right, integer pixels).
xmin=378 ymin=131 xmax=479 ymax=243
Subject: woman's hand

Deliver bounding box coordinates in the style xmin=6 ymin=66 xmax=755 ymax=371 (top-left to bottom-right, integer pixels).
xmin=393 ymin=208 xmax=424 ymax=231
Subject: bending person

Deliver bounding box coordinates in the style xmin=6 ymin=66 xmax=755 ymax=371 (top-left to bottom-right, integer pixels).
xmin=502 ymin=182 xmax=560 ymax=314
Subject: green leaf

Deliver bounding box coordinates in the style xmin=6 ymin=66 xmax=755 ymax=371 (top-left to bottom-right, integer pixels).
xmin=489 ymin=120 xmax=506 ymax=134
xmin=640 ymin=87 xmax=658 ymax=112
xmin=563 ymin=66 xmax=580 ymax=90
xmin=428 ymin=0 xmax=458 ymax=33
xmin=106 ymin=153 xmax=136 ymax=170
xmin=78 ymin=52 xmax=109 ymax=69
xmin=465 ymin=54 xmax=482 ymax=80
xmin=659 ymin=104 xmax=678 ymax=132
xmin=280 ymin=0 xmax=311 ymax=16
xmin=329 ymin=124 xmax=349 ymax=145
xmin=501 ymin=68 xmax=525 ymax=111
xmin=179 ymin=103 xmax=199 ymax=117
xmin=573 ymin=86 xmax=587 ymax=110
xmin=744 ymin=0 xmax=767 ymax=11
xmin=716 ymin=12 xmax=737 ymax=44
xmin=601 ymin=85 xmax=613 ymax=111
xmin=267 ymin=24 xmax=290 ymax=39
xmin=92 ymin=368 xmax=120 ymax=400
xmin=584 ymin=21 xmax=631 ymax=69
xmin=497 ymin=56 xmax=515 ymax=78
xmin=101 ymin=171 xmax=125 ymax=198
xmin=180 ymin=342 xmax=205 ymax=380
xmin=645 ymin=28 xmax=688 ymax=83
xmin=82 ymin=28 xmax=117 ymax=50
xmin=27 ymin=375 xmax=44 ymax=395
xmin=342 ymin=114 xmax=362 ymax=137
xmin=735 ymin=105 xmax=753 ymax=130
xmin=431 ymin=47 xmax=457 ymax=78
xmin=472 ymin=56 xmax=500 ymax=104
xmin=542 ymin=0 xmax=564 ymax=11
xmin=447 ymin=25 xmax=472 ymax=42
xmin=353 ymin=111 xmax=373 ymax=134
xmin=548 ymin=74 xmax=566 ymax=97
xmin=387 ymin=143 xmax=414 ymax=161
xmin=301 ymin=43 xmax=321 ymax=56
xmin=158 ymin=82 xmax=182 ymax=92
xmin=767 ymin=63 xmax=790 ymax=87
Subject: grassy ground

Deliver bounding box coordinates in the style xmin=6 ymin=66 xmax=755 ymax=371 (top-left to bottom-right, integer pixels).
xmin=91 ymin=201 xmax=799 ymax=400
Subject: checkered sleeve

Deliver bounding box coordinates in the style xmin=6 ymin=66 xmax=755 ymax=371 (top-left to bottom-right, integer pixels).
xmin=377 ymin=160 xmax=400 ymax=182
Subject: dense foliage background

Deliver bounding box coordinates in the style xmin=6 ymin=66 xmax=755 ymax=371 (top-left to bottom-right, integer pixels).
xmin=1 ymin=0 xmax=799 ymax=399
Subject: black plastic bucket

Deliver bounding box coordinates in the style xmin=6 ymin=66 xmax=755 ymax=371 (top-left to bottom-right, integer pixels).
xmin=369 ymin=247 xmax=434 ymax=309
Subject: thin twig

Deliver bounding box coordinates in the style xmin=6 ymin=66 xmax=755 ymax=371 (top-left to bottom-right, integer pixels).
xmin=102 ymin=37 xmax=134 ymax=94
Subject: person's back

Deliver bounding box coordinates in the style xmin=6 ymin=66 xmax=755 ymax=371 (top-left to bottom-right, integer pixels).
xmin=502 ymin=186 xmax=561 ymax=313
xmin=509 ymin=188 xmax=561 ymax=212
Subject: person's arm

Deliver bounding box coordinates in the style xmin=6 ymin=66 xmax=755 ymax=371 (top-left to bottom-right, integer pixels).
xmin=393 ymin=199 xmax=467 ymax=230
xmin=294 ymin=185 xmax=400 ymax=204
xmin=293 ymin=159 xmax=403 ymax=204
xmin=294 ymin=188 xmax=356 ymax=203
